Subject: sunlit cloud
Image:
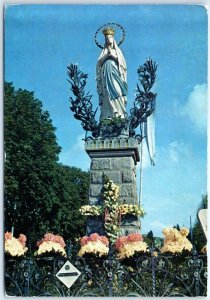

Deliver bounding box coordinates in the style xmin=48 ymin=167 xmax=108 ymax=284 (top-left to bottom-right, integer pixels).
xmin=159 ymin=140 xmax=193 ymax=164
xmin=181 ymin=83 xmax=207 ymax=131
xmin=168 ymin=140 xmax=192 ymax=163
xmin=149 ymin=220 xmax=169 ymax=231
xmin=141 ymin=219 xmax=171 ymax=237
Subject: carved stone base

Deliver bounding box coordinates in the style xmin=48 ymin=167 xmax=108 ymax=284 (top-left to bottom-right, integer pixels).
xmin=120 ymin=214 xmax=141 ymax=236
xmin=85 ymin=137 xmax=141 ymax=235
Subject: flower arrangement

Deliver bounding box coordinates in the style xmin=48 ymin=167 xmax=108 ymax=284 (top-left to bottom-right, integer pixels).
xmin=35 ymin=233 xmax=66 ymax=257
xmin=102 ymin=180 xmax=121 ymax=243
xmin=77 ymin=233 xmax=109 ymax=257
xmin=119 ymin=204 xmax=145 ymax=217
xmin=161 ymin=227 xmax=193 ymax=254
xmin=5 ymin=232 xmax=28 ymax=257
xmin=79 ymin=205 xmax=103 ymax=216
xmin=79 ymin=177 xmax=146 ymax=245
xmin=115 ymin=233 xmax=148 ymax=259
xmin=102 ymin=180 xmax=120 ymax=208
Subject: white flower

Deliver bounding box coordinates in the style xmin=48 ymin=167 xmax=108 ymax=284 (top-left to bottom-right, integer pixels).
xmin=36 ymin=241 xmax=66 ymax=257
xmin=5 ymin=238 xmax=28 ymax=257
xmin=78 ymin=241 xmax=109 ymax=257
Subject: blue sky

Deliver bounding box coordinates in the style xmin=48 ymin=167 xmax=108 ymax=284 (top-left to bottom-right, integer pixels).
xmin=5 ymin=4 xmax=207 ymax=237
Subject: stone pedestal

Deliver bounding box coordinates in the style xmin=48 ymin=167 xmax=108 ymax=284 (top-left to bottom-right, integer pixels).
xmin=85 ymin=137 xmax=141 ymax=235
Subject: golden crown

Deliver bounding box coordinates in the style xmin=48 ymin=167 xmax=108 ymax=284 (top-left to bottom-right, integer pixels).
xmin=102 ymin=27 xmax=115 ymax=36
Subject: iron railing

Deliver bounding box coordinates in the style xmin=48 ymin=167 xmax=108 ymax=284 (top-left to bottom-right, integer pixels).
xmin=5 ymin=247 xmax=207 ymax=297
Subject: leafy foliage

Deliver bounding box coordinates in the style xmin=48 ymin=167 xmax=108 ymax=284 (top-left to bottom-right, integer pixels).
xmin=4 ymin=82 xmax=89 ymax=247
xmin=143 ymin=230 xmax=154 ymax=247
xmin=67 ymin=64 xmax=98 ymax=134
xmin=49 ymin=165 xmax=89 ymax=242
xmin=128 ymin=59 xmax=157 ymax=137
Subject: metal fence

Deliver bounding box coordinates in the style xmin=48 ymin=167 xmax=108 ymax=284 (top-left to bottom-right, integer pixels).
xmin=5 ymin=247 xmax=207 ymax=297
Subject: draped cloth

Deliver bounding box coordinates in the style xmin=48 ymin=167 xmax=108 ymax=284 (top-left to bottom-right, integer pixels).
xmin=96 ymin=40 xmax=128 ymax=121
xmin=144 ymin=111 xmax=155 ymax=166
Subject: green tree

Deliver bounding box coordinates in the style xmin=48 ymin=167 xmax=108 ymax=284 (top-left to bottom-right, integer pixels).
xmin=5 ymin=82 xmax=61 ymax=242
xmin=144 ymin=230 xmax=154 ymax=247
xmin=4 ymin=82 xmax=89 ymax=247
xmin=173 ymin=224 xmax=180 ymax=230
xmin=192 ymin=195 xmax=207 ymax=252
xmin=45 ymin=164 xmax=89 ymax=242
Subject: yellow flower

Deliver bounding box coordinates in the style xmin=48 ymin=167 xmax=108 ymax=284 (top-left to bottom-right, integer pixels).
xmin=161 ymin=227 xmax=192 ymax=254
xmin=117 ymin=241 xmax=148 ymax=259
xmin=180 ymin=227 xmax=189 ymax=236
xmin=36 ymin=241 xmax=66 ymax=256
xmin=152 ymin=251 xmax=158 ymax=257
xmin=78 ymin=240 xmax=109 ymax=257
xmin=5 ymin=237 xmax=28 ymax=257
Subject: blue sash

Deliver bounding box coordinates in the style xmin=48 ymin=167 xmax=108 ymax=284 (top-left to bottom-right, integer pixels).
xmin=103 ymin=59 xmax=127 ymax=100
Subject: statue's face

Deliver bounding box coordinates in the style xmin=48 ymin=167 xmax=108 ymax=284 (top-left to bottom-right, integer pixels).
xmin=105 ymin=34 xmax=114 ymax=46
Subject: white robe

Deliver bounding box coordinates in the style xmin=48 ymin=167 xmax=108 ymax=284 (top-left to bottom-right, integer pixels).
xmin=96 ymin=40 xmax=127 ymax=121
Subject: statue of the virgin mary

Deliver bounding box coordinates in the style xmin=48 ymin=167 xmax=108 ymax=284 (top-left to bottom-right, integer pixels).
xmin=96 ymin=27 xmax=128 ymax=121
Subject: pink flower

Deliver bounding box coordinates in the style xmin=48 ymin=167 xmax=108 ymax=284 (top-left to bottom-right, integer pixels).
xmin=80 ymin=236 xmax=90 ymax=246
xmin=115 ymin=233 xmax=144 ymax=250
xmin=18 ymin=234 xmax=27 ymax=246
xmin=53 ymin=235 xmax=66 ymax=248
xmin=99 ymin=236 xmax=109 ymax=246
xmin=89 ymin=233 xmax=100 ymax=242
xmin=115 ymin=236 xmax=128 ymax=250
xmin=36 ymin=233 xmax=66 ymax=248
xmin=36 ymin=240 xmax=42 ymax=247
xmin=127 ymin=233 xmax=143 ymax=243
xmin=5 ymin=232 xmax=13 ymax=241
xmin=80 ymin=233 xmax=109 ymax=247
xmin=44 ymin=233 xmax=55 ymax=241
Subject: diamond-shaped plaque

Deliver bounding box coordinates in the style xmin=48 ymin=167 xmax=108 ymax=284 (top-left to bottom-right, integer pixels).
xmin=56 ymin=261 xmax=81 ymax=288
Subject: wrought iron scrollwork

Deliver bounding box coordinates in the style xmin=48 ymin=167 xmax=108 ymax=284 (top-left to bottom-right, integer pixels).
xmin=129 ymin=59 xmax=157 ymax=139
xmin=67 ymin=64 xmax=99 ymax=137
xmin=5 ymin=245 xmax=207 ymax=297
xmin=67 ymin=59 xmax=157 ymax=142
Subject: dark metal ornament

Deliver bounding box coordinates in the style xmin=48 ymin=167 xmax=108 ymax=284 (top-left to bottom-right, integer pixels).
xmin=94 ymin=23 xmax=125 ymax=49
xmin=67 ymin=58 xmax=157 ymax=143
xmin=5 ymin=246 xmax=207 ymax=297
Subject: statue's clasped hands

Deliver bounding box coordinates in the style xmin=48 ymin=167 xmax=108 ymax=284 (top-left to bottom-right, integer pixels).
xmin=107 ymin=48 xmax=118 ymax=61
